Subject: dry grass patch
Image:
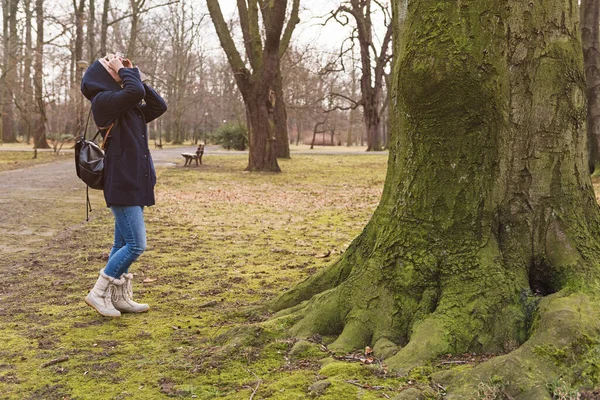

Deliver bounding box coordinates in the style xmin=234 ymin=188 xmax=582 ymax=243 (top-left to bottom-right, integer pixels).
xmin=0 ymin=150 xmax=69 ymax=173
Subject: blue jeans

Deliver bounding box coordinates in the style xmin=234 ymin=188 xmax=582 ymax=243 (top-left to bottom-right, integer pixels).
xmin=104 ymin=205 xmax=146 ymax=278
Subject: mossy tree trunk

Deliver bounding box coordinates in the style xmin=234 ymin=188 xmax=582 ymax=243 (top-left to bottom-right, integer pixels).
xmin=273 ymin=0 xmax=600 ymax=396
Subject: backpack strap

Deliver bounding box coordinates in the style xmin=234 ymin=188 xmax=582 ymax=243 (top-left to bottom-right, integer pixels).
xmin=84 ymin=109 xmax=92 ymax=139
xmin=85 ymin=107 xmax=116 ymax=150
xmin=99 ymin=122 xmax=115 ymax=150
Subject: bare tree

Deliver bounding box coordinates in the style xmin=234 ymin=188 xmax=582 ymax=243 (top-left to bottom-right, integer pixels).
xmin=100 ymin=0 xmax=109 ymax=55
xmin=127 ymin=0 xmax=144 ymax=59
xmin=2 ymin=0 xmax=19 ymax=143
xmin=207 ymin=0 xmax=300 ymax=171
xmin=33 ymin=0 xmax=47 ymax=148
xmin=88 ymin=0 xmax=97 ymax=62
xmin=581 ymin=0 xmax=600 ymax=173
xmin=160 ymin=0 xmax=204 ymax=143
xmin=22 ymin=0 xmax=34 ymax=143
xmin=73 ymin=0 xmax=85 ymax=136
xmin=328 ymin=0 xmax=392 ymax=151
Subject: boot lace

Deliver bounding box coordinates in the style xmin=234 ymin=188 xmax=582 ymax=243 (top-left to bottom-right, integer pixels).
xmin=107 ymin=284 xmax=118 ymax=306
xmin=124 ymin=278 xmax=134 ymax=302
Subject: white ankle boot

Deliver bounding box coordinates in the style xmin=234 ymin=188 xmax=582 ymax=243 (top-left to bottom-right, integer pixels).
xmin=112 ymin=273 xmax=149 ymax=313
xmin=85 ymin=270 xmax=122 ymax=317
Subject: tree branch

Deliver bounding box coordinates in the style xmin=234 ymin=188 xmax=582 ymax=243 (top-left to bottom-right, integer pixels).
xmin=235 ymin=0 xmax=256 ymax=69
xmin=261 ymin=0 xmax=287 ymax=55
xmin=330 ymin=91 xmax=362 ymax=107
xmin=207 ymin=0 xmax=247 ymax=89
xmin=373 ymin=23 xmax=393 ymax=90
xmin=279 ymin=0 xmax=300 ymax=57
xmin=247 ymin=0 xmax=263 ymax=70
xmin=107 ymin=1 xmax=178 ymax=26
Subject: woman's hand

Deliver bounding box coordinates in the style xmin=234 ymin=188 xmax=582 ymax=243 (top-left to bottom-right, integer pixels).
xmin=107 ymin=54 xmax=124 ymax=73
xmin=122 ymin=58 xmax=133 ymax=68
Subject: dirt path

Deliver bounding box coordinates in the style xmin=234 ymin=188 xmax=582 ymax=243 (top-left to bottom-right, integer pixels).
xmin=0 ymin=159 xmax=84 ymax=254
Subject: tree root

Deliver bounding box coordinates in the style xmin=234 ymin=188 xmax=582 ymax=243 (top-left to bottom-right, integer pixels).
xmin=434 ymin=292 xmax=600 ymax=398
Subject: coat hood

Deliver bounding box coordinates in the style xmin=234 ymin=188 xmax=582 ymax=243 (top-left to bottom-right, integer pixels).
xmin=81 ymin=60 xmax=122 ymax=100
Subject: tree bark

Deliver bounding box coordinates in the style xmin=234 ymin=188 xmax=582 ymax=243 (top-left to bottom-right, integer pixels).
xmin=100 ymin=0 xmax=109 ymax=56
xmin=23 ymin=0 xmax=34 ymax=144
xmin=88 ymin=0 xmax=97 ymax=62
xmin=33 ymin=0 xmax=48 ymax=149
xmin=347 ymin=56 xmax=358 ymax=146
xmin=581 ymin=0 xmax=600 ymax=173
xmin=127 ymin=0 xmax=144 ymax=60
xmin=273 ymin=0 xmax=600 ymax=396
xmin=73 ymin=0 xmax=86 ymax=137
xmin=273 ymin=69 xmax=290 ymax=158
xmin=2 ymin=0 xmax=19 ymax=143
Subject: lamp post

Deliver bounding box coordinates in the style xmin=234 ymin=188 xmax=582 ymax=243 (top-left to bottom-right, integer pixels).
xmin=204 ymin=111 xmax=208 ymax=144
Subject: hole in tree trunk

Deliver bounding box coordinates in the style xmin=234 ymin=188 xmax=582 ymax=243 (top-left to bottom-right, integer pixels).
xmin=528 ymin=257 xmax=558 ymax=296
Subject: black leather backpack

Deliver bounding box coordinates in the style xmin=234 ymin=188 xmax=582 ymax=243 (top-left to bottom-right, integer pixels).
xmin=74 ymin=109 xmax=114 ymax=219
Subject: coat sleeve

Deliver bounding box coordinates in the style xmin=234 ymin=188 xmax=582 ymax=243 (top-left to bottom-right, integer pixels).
xmin=140 ymin=83 xmax=168 ymax=123
xmin=91 ymin=68 xmax=146 ymax=126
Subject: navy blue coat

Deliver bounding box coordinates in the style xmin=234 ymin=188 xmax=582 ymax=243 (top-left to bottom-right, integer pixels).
xmin=81 ymin=60 xmax=167 ymax=207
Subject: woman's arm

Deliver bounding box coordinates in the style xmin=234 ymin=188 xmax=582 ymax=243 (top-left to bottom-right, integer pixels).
xmin=92 ymin=68 xmax=146 ymax=125
xmin=140 ymin=83 xmax=168 ymax=123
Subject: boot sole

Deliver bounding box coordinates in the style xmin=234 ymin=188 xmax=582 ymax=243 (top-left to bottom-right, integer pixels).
xmin=118 ymin=309 xmax=150 ymax=313
xmin=84 ymin=297 xmax=121 ymax=318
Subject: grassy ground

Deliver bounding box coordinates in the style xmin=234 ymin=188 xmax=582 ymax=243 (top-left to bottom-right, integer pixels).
xmin=0 ymin=150 xmax=70 ymax=173
xmin=0 ymin=153 xmax=430 ymax=400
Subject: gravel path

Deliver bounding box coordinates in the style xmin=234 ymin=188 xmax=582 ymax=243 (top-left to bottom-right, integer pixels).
xmin=0 ymin=147 xmax=188 ymax=255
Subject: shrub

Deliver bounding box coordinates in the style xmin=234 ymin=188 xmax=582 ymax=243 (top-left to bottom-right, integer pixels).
xmin=210 ymin=122 xmax=248 ymax=151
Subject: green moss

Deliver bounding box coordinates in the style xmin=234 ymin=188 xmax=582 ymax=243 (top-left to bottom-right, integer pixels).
xmin=533 ymin=334 xmax=600 ymax=387
xmin=319 ymin=360 xmax=371 ymax=379
xmin=407 ymin=366 xmax=434 ymax=383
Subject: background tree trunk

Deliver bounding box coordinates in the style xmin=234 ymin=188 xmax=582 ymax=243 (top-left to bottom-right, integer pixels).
xmin=582 ymin=0 xmax=600 ymax=173
xmin=73 ymin=0 xmax=86 ymax=137
xmin=88 ymin=0 xmax=97 ymax=62
xmin=274 ymin=69 xmax=290 ymax=158
xmin=2 ymin=0 xmax=20 ymax=143
xmin=22 ymin=0 xmax=34 ymax=144
xmin=33 ymin=0 xmax=48 ymax=149
xmin=273 ymin=0 xmax=600 ymax=396
xmin=127 ymin=0 xmax=144 ymax=60
xmin=100 ymin=0 xmax=109 ymax=56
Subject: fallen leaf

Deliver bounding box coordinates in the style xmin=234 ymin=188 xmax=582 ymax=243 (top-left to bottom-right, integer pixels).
xmin=143 ymin=278 xmax=157 ymax=283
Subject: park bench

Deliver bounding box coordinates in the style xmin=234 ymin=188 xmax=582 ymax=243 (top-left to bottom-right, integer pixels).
xmin=182 ymin=144 xmax=205 ymax=166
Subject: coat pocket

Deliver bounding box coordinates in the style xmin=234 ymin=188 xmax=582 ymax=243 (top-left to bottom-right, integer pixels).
xmin=111 ymin=147 xmax=141 ymax=190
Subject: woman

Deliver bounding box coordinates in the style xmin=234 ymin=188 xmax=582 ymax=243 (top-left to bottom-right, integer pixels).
xmin=80 ymin=53 xmax=167 ymax=317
